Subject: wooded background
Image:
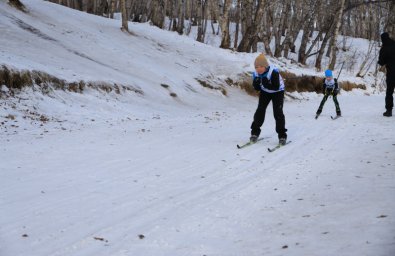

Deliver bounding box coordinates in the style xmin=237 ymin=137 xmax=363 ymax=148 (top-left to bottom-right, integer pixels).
xmin=47 ymin=0 xmax=395 ymax=71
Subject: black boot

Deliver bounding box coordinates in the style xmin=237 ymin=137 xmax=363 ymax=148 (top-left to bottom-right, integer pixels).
xmin=383 ymin=109 xmax=392 ymax=117
xmin=250 ymin=135 xmax=258 ymax=143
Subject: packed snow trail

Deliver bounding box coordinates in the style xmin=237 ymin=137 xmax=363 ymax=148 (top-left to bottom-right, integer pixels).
xmin=1 ymin=93 xmax=394 ymax=256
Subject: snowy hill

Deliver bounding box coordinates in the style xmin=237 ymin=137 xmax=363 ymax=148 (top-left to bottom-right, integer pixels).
xmin=1 ymin=1 xmax=394 ymax=256
xmin=0 ymin=0 xmax=250 ymax=101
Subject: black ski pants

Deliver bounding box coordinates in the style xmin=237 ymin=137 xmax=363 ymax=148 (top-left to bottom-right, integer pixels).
xmin=251 ymin=90 xmax=287 ymax=139
xmin=317 ymin=93 xmax=341 ymax=115
xmin=385 ymin=75 xmax=395 ymax=110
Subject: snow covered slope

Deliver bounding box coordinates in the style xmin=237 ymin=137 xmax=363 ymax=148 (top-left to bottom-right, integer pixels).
xmin=0 ymin=1 xmax=394 ymax=256
xmin=0 ymin=0 xmax=250 ymax=102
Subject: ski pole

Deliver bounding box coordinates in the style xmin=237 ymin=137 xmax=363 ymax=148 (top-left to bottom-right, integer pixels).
xmin=336 ymin=61 xmax=346 ymax=80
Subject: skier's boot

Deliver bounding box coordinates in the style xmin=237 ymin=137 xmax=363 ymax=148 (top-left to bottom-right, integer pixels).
xmin=383 ymin=109 xmax=392 ymax=117
xmin=250 ymin=135 xmax=258 ymax=143
xmin=279 ymin=137 xmax=287 ymax=146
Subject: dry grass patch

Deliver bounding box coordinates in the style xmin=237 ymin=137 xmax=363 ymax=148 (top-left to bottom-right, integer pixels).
xmin=0 ymin=66 xmax=144 ymax=96
xmin=196 ymin=79 xmax=227 ymax=96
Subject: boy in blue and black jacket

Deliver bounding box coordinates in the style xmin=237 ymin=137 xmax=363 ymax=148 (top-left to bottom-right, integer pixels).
xmin=250 ymin=53 xmax=287 ymax=145
xmin=315 ymin=69 xmax=341 ymax=119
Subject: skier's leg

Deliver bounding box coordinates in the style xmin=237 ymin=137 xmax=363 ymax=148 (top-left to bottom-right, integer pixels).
xmin=272 ymin=91 xmax=287 ymax=139
xmin=333 ymin=94 xmax=341 ymax=115
xmin=385 ymin=77 xmax=394 ymax=111
xmin=316 ymin=94 xmax=329 ymax=115
xmin=251 ymin=92 xmax=271 ymax=137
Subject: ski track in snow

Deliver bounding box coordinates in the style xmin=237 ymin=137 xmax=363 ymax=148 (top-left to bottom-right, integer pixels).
xmin=1 ymin=93 xmax=394 ymax=256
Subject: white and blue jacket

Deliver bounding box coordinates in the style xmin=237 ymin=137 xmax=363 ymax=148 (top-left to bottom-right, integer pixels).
xmin=252 ymin=65 xmax=285 ymax=93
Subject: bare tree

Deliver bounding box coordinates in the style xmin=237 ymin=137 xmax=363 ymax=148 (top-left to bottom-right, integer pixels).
xmin=237 ymin=0 xmax=265 ymax=53
xmin=196 ymin=0 xmax=209 ymax=43
xmin=328 ymin=0 xmax=346 ymax=70
xmin=273 ymin=1 xmax=291 ymax=57
xmin=233 ymin=0 xmax=242 ymax=49
xmin=384 ymin=0 xmax=395 ymax=37
xmin=315 ymin=17 xmax=335 ymax=71
xmin=218 ymin=0 xmax=232 ymax=49
xmin=120 ymin=0 xmax=129 ymax=31
xmin=150 ymin=0 xmax=166 ymax=28
xmin=176 ymin=0 xmax=185 ymax=34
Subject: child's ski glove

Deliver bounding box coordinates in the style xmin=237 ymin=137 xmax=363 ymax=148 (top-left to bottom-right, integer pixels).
xmin=253 ymin=77 xmax=262 ymax=91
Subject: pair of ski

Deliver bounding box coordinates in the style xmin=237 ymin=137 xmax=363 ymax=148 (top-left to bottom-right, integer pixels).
xmin=237 ymin=137 xmax=291 ymax=152
xmin=315 ymin=114 xmax=341 ymax=120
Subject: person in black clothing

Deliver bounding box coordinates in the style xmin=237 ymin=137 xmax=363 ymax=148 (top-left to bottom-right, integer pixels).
xmin=315 ymin=69 xmax=341 ymax=118
xmin=250 ymin=53 xmax=287 ymax=145
xmin=378 ymin=32 xmax=395 ymax=117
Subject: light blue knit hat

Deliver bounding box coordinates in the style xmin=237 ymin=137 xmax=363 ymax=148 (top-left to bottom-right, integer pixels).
xmin=325 ymin=69 xmax=333 ymax=77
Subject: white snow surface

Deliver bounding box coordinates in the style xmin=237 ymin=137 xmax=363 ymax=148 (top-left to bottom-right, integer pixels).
xmin=1 ymin=1 xmax=394 ymax=256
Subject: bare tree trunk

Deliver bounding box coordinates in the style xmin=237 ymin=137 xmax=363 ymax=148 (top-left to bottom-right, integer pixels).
xmin=84 ymin=0 xmax=94 ymax=13
xmin=315 ymin=20 xmax=334 ymax=71
xmin=384 ymin=0 xmax=395 ymax=38
xmin=283 ymin=1 xmax=300 ymax=58
xmin=209 ymin=0 xmax=217 ymax=35
xmin=233 ymin=0 xmax=241 ymax=49
xmin=72 ymin=0 xmax=82 ymax=10
xmin=109 ymin=0 xmax=115 ymax=18
xmin=168 ymin=0 xmax=175 ymax=30
xmin=96 ymin=0 xmax=108 ymax=16
xmin=273 ymin=1 xmax=291 ymax=57
xmin=202 ymin=4 xmax=209 ymax=42
xmin=237 ymin=0 xmax=265 ymax=53
xmin=196 ymin=0 xmax=208 ymax=43
xmin=151 ymin=0 xmax=166 ymax=29
xmin=328 ymin=0 xmax=345 ymax=70
xmin=237 ymin=0 xmax=253 ymax=52
xmin=176 ymin=0 xmax=185 ymax=35
xmin=298 ymin=0 xmax=319 ymax=64
xmin=121 ymin=0 xmax=129 ymax=31
xmin=218 ymin=0 xmax=232 ymax=49
xmin=196 ymin=0 xmax=204 ymax=42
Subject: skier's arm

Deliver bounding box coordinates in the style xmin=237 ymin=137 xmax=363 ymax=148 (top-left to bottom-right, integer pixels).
xmin=334 ymin=78 xmax=339 ymax=95
xmin=378 ymin=48 xmax=386 ymax=66
xmin=269 ymin=71 xmax=280 ymax=90
xmin=252 ymin=73 xmax=261 ymax=91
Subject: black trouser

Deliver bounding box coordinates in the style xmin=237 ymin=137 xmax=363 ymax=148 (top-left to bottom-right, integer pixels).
xmin=251 ymin=90 xmax=287 ymax=139
xmin=317 ymin=90 xmax=341 ymax=115
xmin=385 ymin=76 xmax=395 ymax=110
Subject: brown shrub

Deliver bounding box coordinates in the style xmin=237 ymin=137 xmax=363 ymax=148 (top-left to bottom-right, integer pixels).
xmin=8 ymin=0 xmax=27 ymax=12
xmin=0 ymin=66 xmax=33 ymax=89
xmin=0 ymin=66 xmax=144 ymax=96
xmin=196 ymin=79 xmax=227 ymax=96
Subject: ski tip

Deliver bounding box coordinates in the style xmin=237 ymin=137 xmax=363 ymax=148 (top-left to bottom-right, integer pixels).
xmin=237 ymin=145 xmax=241 ymax=149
